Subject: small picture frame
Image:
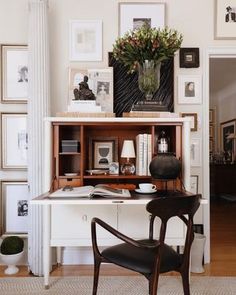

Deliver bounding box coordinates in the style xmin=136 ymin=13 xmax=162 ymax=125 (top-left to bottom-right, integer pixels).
xmin=69 ymin=20 xmax=102 ymax=61
xmin=178 ymin=75 xmax=202 ymax=104
xmin=119 ymin=2 xmax=165 ymax=36
xmin=89 ymin=137 xmax=118 ymax=170
xmin=190 ymin=175 xmax=199 ymax=194
xmin=181 ymin=113 xmax=198 ymax=131
xmin=190 ymin=138 xmax=202 ymax=167
xmin=179 ymin=48 xmax=199 ymax=68
xmin=1 ymin=113 xmax=28 ymax=170
xmin=109 ymin=162 xmax=119 ymax=175
xmin=220 ymin=119 xmax=236 ymax=154
xmin=209 ymin=125 xmax=214 ymax=138
xmin=1 ymin=181 xmax=28 ymax=234
xmin=1 ymin=44 xmax=28 ymax=103
xmin=214 ymin=0 xmax=236 ymax=40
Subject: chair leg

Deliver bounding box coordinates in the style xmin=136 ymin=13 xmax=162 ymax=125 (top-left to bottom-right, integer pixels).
xmin=92 ymin=259 xmax=101 ymax=295
xmin=181 ymin=271 xmax=190 ymax=295
xmin=149 ymin=276 xmax=159 ymax=295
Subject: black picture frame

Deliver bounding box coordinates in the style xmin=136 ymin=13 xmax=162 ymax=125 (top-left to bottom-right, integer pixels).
xmin=179 ymin=48 xmax=199 ymax=68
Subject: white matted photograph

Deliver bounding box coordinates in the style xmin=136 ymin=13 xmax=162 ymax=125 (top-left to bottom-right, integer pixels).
xmin=178 ymin=75 xmax=202 ymax=104
xmin=1 ymin=113 xmax=27 ymax=170
xmin=215 ymin=0 xmax=236 ymax=39
xmin=119 ymin=2 xmax=165 ymax=36
xmin=69 ymin=20 xmax=102 ymax=61
xmin=1 ymin=45 xmax=28 ymax=103
xmin=190 ymin=138 xmax=202 ymax=167
xmin=190 ymin=175 xmax=199 ymax=194
xmin=1 ymin=181 xmax=28 ymax=234
xmin=68 ymin=68 xmax=113 ymax=113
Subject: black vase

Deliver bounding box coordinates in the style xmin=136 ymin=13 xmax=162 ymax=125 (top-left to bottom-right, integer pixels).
xmin=149 ymin=153 xmax=181 ymax=180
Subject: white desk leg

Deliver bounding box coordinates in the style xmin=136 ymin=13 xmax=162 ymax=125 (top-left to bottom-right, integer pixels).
xmin=56 ymin=247 xmax=62 ymax=266
xmin=43 ymin=204 xmax=51 ymax=289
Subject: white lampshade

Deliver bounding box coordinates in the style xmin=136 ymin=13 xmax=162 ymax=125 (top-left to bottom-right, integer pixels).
xmin=121 ymin=140 xmax=136 ymax=158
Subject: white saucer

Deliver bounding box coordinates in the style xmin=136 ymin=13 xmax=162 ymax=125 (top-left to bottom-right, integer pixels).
xmin=135 ymin=188 xmax=157 ymax=194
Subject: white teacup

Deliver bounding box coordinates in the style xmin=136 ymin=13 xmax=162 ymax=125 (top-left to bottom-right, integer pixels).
xmin=139 ymin=183 xmax=156 ymax=192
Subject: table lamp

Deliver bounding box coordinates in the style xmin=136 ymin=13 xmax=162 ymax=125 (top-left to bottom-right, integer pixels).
xmin=120 ymin=140 xmax=136 ymax=175
xmin=226 ymin=133 xmax=236 ymax=163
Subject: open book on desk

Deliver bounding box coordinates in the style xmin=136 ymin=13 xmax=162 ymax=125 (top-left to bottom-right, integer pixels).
xmin=48 ymin=185 xmax=131 ymax=198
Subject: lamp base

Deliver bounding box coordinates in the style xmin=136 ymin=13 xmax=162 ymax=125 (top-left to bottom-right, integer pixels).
xmin=121 ymin=162 xmax=135 ymax=175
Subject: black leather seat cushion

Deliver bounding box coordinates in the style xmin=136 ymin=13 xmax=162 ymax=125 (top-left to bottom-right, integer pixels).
xmin=101 ymin=239 xmax=182 ymax=274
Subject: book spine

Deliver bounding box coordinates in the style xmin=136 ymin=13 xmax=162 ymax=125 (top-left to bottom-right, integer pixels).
xmin=147 ymin=134 xmax=152 ymax=176
xmin=143 ymin=134 xmax=148 ymax=175
xmin=136 ymin=134 xmax=144 ymax=176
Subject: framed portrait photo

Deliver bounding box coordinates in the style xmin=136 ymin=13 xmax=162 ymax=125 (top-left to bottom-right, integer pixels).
xmin=1 ymin=45 xmax=28 ymax=103
xmin=119 ymin=2 xmax=165 ymax=36
xmin=179 ymin=48 xmax=199 ymax=68
xmin=214 ymin=0 xmax=236 ymax=39
xmin=1 ymin=181 xmax=28 ymax=235
xmin=89 ymin=137 xmax=118 ymax=170
xmin=1 ymin=113 xmax=28 ymax=170
xmin=69 ymin=20 xmax=102 ymax=61
xmin=220 ymin=119 xmax=236 ymax=154
xmin=181 ymin=113 xmax=198 ymax=131
xmin=178 ymin=75 xmax=202 ymax=104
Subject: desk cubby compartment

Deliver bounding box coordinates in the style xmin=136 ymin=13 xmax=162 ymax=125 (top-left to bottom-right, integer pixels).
xmin=61 ymin=140 xmax=80 ymax=153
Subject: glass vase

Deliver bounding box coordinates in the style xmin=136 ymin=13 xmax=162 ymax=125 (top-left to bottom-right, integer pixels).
xmin=138 ymin=60 xmax=161 ymax=100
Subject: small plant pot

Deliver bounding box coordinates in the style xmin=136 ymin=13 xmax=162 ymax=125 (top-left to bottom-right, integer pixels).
xmin=0 ymin=251 xmax=24 ymax=275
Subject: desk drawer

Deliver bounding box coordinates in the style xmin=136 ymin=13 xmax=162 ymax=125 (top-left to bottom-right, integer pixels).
xmin=58 ymin=178 xmax=81 ymax=188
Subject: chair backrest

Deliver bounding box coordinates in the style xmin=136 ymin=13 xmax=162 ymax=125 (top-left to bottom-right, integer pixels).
xmin=146 ymin=194 xmax=200 ymax=268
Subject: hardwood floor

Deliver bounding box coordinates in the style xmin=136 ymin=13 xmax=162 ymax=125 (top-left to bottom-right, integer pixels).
xmin=0 ymin=198 xmax=236 ymax=277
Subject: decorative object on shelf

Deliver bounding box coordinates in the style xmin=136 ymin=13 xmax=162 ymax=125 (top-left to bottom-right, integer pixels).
xmin=69 ymin=20 xmax=102 ymax=61
xmin=68 ymin=68 xmax=113 ymax=113
xmin=0 ymin=236 xmax=24 ymax=275
xmin=1 ymin=113 xmax=27 ymax=170
xmin=214 ymin=0 xmax=236 ymax=40
xmin=109 ymin=162 xmax=119 ymax=175
xmin=120 ymin=140 xmax=136 ymax=175
xmin=112 ymin=24 xmax=182 ymax=111
xmin=119 ymin=2 xmax=165 ymax=37
xmin=157 ymin=131 xmax=169 ymax=153
xmin=149 ymin=153 xmax=181 ymax=180
xmin=86 ymin=169 xmax=109 ymax=175
xmin=178 ymin=75 xmax=202 ymax=104
xmin=1 ymin=44 xmax=28 ymax=103
xmin=181 ymin=113 xmax=198 ymax=131
xmin=179 ymin=48 xmax=199 ymax=68
xmin=89 ymin=137 xmax=118 ymax=170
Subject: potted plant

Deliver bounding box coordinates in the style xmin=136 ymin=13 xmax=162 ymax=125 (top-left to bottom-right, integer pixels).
xmin=113 ymin=25 xmax=183 ymax=100
xmin=0 ymin=236 xmax=24 ymax=275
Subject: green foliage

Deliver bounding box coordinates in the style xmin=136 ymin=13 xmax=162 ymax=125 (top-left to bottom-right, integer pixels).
xmin=0 ymin=236 xmax=24 ymax=255
xmin=113 ymin=24 xmax=183 ymax=73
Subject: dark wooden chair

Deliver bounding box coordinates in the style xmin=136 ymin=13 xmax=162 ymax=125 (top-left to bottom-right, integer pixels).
xmin=91 ymin=194 xmax=200 ymax=295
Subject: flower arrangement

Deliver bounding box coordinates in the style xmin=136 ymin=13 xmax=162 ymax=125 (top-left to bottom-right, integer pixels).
xmin=113 ymin=25 xmax=183 ymax=73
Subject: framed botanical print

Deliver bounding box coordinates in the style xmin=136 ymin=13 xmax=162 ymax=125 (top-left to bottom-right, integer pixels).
xmin=1 ymin=45 xmax=28 ymax=103
xmin=190 ymin=138 xmax=202 ymax=167
xmin=190 ymin=175 xmax=199 ymax=194
xmin=1 ymin=113 xmax=28 ymax=170
xmin=119 ymin=2 xmax=165 ymax=36
xmin=1 ymin=181 xmax=28 ymax=234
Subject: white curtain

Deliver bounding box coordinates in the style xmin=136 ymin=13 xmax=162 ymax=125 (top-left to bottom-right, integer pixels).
xmin=28 ymin=0 xmax=50 ymax=275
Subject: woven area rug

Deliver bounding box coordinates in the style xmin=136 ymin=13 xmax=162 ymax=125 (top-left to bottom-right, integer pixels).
xmin=0 ymin=276 xmax=236 ymax=295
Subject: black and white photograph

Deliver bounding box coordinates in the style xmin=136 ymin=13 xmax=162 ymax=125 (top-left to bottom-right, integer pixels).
xmin=1 ymin=181 xmax=28 ymax=234
xmin=133 ymin=18 xmax=151 ymax=30
xmin=119 ymin=3 xmax=165 ymax=36
xmin=178 ymin=75 xmax=202 ymax=104
xmin=215 ymin=0 xmax=236 ymax=39
xmin=1 ymin=45 xmax=28 ymax=103
xmin=17 ymin=200 xmax=28 ymax=216
xmin=179 ymin=48 xmax=199 ymax=68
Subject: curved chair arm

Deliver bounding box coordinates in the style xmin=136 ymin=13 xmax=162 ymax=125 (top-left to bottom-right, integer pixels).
xmin=91 ymin=217 xmax=159 ymax=250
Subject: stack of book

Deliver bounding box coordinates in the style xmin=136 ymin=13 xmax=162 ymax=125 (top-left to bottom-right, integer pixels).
xmin=136 ymin=134 xmax=152 ymax=176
